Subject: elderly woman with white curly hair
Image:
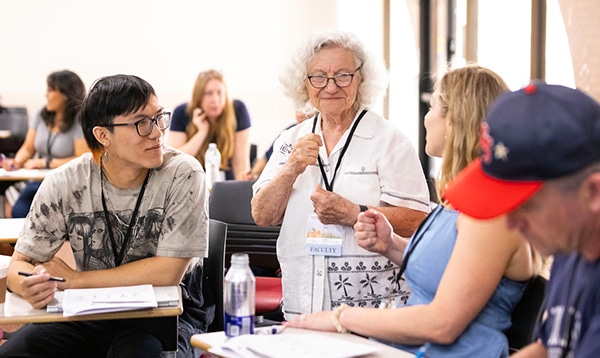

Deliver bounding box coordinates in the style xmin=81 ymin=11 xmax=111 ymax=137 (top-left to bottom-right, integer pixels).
xmin=251 ymin=30 xmax=430 ymax=320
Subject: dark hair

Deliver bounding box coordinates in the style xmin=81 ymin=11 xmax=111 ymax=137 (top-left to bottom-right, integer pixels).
xmin=42 ymin=70 xmax=86 ymax=132
xmin=79 ymin=74 xmax=156 ymax=155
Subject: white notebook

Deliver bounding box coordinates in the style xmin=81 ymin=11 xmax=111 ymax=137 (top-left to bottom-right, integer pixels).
xmin=47 ymin=285 xmax=179 ymax=316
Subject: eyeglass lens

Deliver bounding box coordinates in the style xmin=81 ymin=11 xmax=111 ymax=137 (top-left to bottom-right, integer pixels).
xmin=137 ymin=113 xmax=170 ymax=136
xmin=310 ymin=74 xmax=353 ymax=88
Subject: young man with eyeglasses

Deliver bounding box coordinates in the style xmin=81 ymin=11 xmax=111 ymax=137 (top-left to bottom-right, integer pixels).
xmin=0 ymin=74 xmax=211 ymax=357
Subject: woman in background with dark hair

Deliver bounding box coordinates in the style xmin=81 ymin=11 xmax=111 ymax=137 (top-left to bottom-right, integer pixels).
xmin=2 ymin=70 xmax=89 ymax=217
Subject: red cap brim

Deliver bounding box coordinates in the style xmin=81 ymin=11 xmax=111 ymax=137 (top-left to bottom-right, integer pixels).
xmin=443 ymin=159 xmax=543 ymax=219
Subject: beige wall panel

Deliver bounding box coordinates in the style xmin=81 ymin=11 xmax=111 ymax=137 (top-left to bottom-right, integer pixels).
xmin=558 ymin=0 xmax=600 ymax=101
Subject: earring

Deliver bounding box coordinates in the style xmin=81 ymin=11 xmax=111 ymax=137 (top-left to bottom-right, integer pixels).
xmin=104 ymin=150 xmax=109 ymax=163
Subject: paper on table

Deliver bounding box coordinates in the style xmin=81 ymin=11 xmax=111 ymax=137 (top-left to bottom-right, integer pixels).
xmin=208 ymin=333 xmax=382 ymax=358
xmin=59 ymin=284 xmax=157 ymax=317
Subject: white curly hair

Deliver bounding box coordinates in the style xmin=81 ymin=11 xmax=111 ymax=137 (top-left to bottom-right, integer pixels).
xmin=279 ymin=30 xmax=389 ymax=116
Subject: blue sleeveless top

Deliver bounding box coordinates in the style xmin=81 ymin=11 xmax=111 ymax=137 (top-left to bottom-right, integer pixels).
xmin=388 ymin=205 xmax=526 ymax=357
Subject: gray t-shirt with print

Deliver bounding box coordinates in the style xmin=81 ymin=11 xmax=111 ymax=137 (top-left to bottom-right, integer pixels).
xmin=16 ymin=148 xmax=208 ymax=268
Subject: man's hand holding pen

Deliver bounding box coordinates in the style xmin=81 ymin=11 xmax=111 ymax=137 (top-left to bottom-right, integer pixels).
xmin=17 ymin=266 xmax=63 ymax=309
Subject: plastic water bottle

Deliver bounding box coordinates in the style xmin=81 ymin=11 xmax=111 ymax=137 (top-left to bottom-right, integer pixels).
xmin=204 ymin=142 xmax=222 ymax=191
xmin=224 ymin=253 xmax=256 ymax=337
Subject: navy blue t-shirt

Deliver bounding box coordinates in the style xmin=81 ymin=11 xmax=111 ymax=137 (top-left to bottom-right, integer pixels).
xmin=170 ymin=99 xmax=251 ymax=180
xmin=538 ymin=253 xmax=600 ymax=357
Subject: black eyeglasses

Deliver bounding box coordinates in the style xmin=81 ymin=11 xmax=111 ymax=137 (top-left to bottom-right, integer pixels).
xmin=105 ymin=112 xmax=171 ymax=137
xmin=307 ymin=65 xmax=363 ymax=89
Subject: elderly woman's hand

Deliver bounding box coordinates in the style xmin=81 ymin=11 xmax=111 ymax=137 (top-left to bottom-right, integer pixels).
xmin=310 ymin=185 xmax=360 ymax=227
xmin=354 ymin=209 xmax=394 ymax=255
xmin=286 ymin=133 xmax=322 ymax=176
xmin=285 ymin=310 xmax=338 ymax=332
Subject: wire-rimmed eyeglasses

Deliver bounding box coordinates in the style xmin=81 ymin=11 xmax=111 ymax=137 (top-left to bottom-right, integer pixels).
xmin=105 ymin=112 xmax=171 ymax=137
xmin=307 ymin=65 xmax=363 ymax=89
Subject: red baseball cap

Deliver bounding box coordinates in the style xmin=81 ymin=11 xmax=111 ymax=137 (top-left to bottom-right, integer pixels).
xmin=444 ymin=84 xmax=600 ymax=219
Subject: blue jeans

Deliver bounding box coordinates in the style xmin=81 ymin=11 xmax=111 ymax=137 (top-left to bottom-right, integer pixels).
xmin=11 ymin=180 xmax=41 ymax=218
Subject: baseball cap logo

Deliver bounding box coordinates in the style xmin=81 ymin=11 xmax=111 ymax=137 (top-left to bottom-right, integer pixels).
xmin=480 ymin=123 xmax=494 ymax=164
xmin=494 ymin=142 xmax=509 ymax=161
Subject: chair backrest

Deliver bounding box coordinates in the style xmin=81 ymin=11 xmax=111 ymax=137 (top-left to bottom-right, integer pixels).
xmin=505 ymin=275 xmax=547 ymax=352
xmin=204 ymin=219 xmax=227 ymax=332
xmin=209 ymin=180 xmax=281 ymax=275
xmin=0 ymin=106 xmax=29 ymax=155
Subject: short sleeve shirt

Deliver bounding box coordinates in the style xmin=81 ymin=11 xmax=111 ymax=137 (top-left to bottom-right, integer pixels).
xmin=169 ymin=99 xmax=251 ymax=179
xmin=32 ymin=111 xmax=84 ymax=159
xmin=253 ymin=109 xmax=431 ymax=318
xmin=538 ymin=253 xmax=600 ymax=357
xmin=15 ymin=149 xmax=209 ymax=269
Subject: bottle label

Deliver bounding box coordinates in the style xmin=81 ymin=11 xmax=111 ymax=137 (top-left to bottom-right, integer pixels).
xmin=224 ymin=313 xmax=255 ymax=337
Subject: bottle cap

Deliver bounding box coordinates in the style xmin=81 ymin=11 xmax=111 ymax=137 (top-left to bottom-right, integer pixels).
xmin=231 ymin=253 xmax=249 ymax=265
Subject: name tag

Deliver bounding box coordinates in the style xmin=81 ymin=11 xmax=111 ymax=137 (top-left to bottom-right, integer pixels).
xmin=306 ymin=214 xmax=343 ymax=257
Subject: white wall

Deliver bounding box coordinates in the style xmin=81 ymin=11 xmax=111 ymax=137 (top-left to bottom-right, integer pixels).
xmin=0 ymin=0 xmax=418 ymax=157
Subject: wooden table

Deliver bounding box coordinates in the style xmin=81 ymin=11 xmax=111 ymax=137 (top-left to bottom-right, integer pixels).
xmin=1 ymin=286 xmax=183 ymax=356
xmin=0 ymin=218 xmax=25 ymax=243
xmin=190 ymin=327 xmax=415 ymax=357
xmin=0 ymin=169 xmax=51 ymax=217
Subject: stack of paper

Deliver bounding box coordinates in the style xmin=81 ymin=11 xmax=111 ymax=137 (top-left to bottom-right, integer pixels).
xmin=56 ymin=284 xmax=158 ymax=317
xmin=208 ymin=333 xmax=381 ymax=358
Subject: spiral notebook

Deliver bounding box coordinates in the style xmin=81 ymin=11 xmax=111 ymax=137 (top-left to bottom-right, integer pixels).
xmin=47 ymin=285 xmax=179 ymax=316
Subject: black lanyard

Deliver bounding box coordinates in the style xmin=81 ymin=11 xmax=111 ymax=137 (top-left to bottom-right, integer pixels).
xmin=101 ymin=171 xmax=150 ymax=267
xmin=311 ymin=109 xmax=367 ymax=191
xmin=396 ymin=204 xmax=444 ymax=282
xmin=47 ymin=130 xmax=58 ymax=158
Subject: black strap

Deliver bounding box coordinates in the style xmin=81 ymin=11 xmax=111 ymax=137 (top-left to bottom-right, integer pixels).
xmin=46 ymin=130 xmax=58 ymax=160
xmin=311 ymin=109 xmax=367 ymax=191
xmin=101 ymin=171 xmax=150 ymax=266
xmin=396 ymin=205 xmax=444 ymax=282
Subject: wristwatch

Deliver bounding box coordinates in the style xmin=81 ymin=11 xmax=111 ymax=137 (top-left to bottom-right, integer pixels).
xmin=359 ymin=204 xmax=368 ymax=212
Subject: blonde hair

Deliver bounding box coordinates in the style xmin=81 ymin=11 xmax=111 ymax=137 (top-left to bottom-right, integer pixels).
xmin=437 ymin=65 xmax=509 ymax=199
xmin=185 ymin=70 xmax=235 ymax=169
xmin=436 ymin=66 xmax=547 ymax=274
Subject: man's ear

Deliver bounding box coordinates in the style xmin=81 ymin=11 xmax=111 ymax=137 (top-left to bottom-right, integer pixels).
xmin=92 ymin=126 xmax=110 ymax=147
xmin=584 ymin=172 xmax=600 ymax=213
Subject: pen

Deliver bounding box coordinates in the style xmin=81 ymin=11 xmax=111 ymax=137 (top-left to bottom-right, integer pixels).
xmin=18 ymin=271 xmax=66 ymax=282
xmin=0 ymin=153 xmax=15 ymax=169
xmin=254 ymin=325 xmax=286 ymax=335
xmin=415 ymin=342 xmax=430 ymax=358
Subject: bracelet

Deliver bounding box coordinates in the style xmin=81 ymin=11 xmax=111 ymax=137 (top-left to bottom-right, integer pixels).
xmin=359 ymin=204 xmax=368 ymax=212
xmin=330 ymin=303 xmax=349 ymax=333
xmin=46 ymin=157 xmax=51 ymax=169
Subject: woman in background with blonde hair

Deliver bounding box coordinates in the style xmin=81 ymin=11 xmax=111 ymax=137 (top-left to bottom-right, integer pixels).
xmin=167 ymin=69 xmax=253 ymax=179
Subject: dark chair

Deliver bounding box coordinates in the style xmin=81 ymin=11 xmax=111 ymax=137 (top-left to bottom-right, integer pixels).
xmin=0 ymin=106 xmax=29 ymax=156
xmin=506 ymin=275 xmax=547 ymax=354
xmin=208 ymin=180 xmax=283 ymax=323
xmin=204 ymin=219 xmax=227 ymax=332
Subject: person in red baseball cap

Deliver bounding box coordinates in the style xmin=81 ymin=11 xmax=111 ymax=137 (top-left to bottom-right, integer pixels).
xmin=445 ymin=83 xmax=600 ymax=357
